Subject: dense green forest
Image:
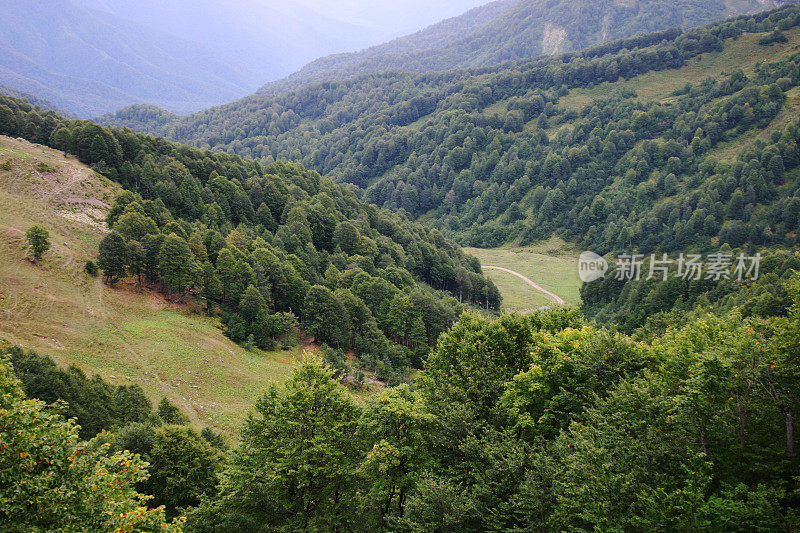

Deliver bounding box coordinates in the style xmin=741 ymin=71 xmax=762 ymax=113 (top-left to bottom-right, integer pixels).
xmin=0 ymin=92 xmax=500 ymax=382
xmin=5 ymin=277 xmax=800 ymax=529
xmin=581 ymin=248 xmax=800 ymax=331
xmin=4 ymin=5 xmax=800 ymax=531
xmin=104 ymin=5 xmax=800 ymax=252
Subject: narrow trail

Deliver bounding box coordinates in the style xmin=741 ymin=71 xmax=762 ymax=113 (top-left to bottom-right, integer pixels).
xmin=483 ymin=266 xmax=566 ymax=306
xmin=97 ymin=274 xmax=104 ymax=304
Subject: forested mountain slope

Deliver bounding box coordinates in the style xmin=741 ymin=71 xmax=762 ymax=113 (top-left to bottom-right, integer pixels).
xmin=103 ymin=6 xmax=800 ymax=254
xmin=0 ymin=0 xmax=262 ymax=116
xmin=262 ymin=0 xmax=792 ymax=94
xmin=0 ymin=135 xmax=306 ymax=431
xmin=0 ymin=94 xmax=499 ymax=385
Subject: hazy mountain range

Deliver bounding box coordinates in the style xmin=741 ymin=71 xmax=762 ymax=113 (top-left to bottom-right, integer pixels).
xmin=262 ymin=0 xmax=795 ymax=94
xmin=1 ymin=0 xmax=794 ymax=117
xmin=0 ymin=0 xmax=488 ymax=117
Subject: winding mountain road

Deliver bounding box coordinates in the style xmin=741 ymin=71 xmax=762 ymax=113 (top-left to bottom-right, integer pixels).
xmin=483 ymin=266 xmax=566 ymax=306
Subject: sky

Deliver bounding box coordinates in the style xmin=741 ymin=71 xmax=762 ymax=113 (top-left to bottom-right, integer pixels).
xmin=292 ymin=0 xmax=493 ymax=36
xmin=74 ymin=0 xmax=493 ymax=80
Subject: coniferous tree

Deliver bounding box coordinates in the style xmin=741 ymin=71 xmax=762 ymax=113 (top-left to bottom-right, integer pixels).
xmin=97 ymin=231 xmax=127 ymax=285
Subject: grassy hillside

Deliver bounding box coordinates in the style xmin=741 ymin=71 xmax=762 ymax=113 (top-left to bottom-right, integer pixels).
xmin=0 ymin=135 xmax=304 ymax=432
xmin=1 ymin=84 xmax=501 ymax=407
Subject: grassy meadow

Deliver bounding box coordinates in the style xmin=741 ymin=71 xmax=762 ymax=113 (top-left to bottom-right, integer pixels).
xmin=464 ymin=236 xmax=583 ymax=311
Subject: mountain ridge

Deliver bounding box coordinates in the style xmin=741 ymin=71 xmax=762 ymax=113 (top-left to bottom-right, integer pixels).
xmin=0 ymin=0 xmax=263 ymax=117
xmin=259 ymin=0 xmax=794 ymax=95
xmin=98 ymin=5 xmax=800 ymax=255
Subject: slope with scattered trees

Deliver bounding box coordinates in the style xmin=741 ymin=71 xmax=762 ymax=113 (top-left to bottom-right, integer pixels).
xmin=0 ymin=94 xmax=500 ymax=385
xmin=0 ymin=134 xmax=319 ymax=432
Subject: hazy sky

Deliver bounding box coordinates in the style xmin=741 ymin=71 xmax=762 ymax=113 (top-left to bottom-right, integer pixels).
xmin=293 ymin=0 xmax=493 ymax=35
xmin=73 ymin=0 xmax=495 ymax=81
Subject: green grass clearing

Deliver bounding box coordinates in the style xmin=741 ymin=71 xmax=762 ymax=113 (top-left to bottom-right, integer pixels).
xmin=464 ymin=236 xmax=583 ymax=311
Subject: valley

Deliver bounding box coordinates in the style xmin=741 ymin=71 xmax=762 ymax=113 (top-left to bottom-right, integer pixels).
xmin=2 ymin=2 xmax=800 ymax=530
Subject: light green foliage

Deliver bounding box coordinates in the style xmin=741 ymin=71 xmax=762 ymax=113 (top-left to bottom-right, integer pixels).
xmin=500 ymin=326 xmax=650 ymax=439
xmin=190 ymin=357 xmax=361 ymax=531
xmin=25 ymin=224 xmax=49 ymax=262
xmin=0 ymin=360 xmax=181 ymax=531
xmin=422 ymin=312 xmax=539 ymax=421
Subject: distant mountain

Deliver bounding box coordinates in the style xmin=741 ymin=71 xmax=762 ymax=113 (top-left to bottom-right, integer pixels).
xmin=262 ymin=0 xmax=793 ymax=94
xmin=0 ymin=0 xmax=264 ymax=117
xmin=71 ymin=0 xmax=491 ymax=87
xmin=100 ymin=4 xmax=800 ymax=253
xmin=71 ymin=0 xmax=386 ymax=84
xmin=0 ymin=85 xmax=75 ymax=118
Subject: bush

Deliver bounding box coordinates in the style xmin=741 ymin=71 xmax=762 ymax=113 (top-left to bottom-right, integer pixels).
xmin=84 ymin=259 xmax=99 ymax=277
xmin=35 ymin=161 xmax=58 ymax=173
xmin=758 ymin=30 xmax=788 ymax=45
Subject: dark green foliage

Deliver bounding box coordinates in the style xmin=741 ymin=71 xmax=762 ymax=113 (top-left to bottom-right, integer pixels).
xmin=84 ymin=259 xmax=98 ymax=277
xmin=321 ymin=344 xmax=350 ymax=379
xmin=25 ymin=224 xmax=49 ymax=262
xmin=187 ymin=285 xmax=800 ymax=529
xmin=158 ymin=233 xmax=199 ymax=301
xmin=10 ymin=278 xmax=800 ymax=530
xmin=5 ymin=346 xmax=152 ymax=439
xmin=111 ymin=422 xmax=157 ymax=460
xmin=144 ymin=425 xmax=222 ymax=514
xmin=97 ymin=231 xmax=128 ymax=285
xmin=200 ymin=426 xmax=228 ymax=451
xmin=157 ymin=397 xmax=190 ymax=426
xmin=0 ymin=90 xmax=499 ymax=374
xmin=304 ymin=285 xmax=350 ymax=347
xmin=101 ymin=5 xmax=800 ymax=253
xmin=582 ymin=250 xmax=800 ymax=332
xmin=759 ymin=30 xmax=789 ymax=45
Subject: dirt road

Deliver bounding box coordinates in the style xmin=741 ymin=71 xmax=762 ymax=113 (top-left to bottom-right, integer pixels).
xmin=483 ymin=266 xmax=566 ymax=306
